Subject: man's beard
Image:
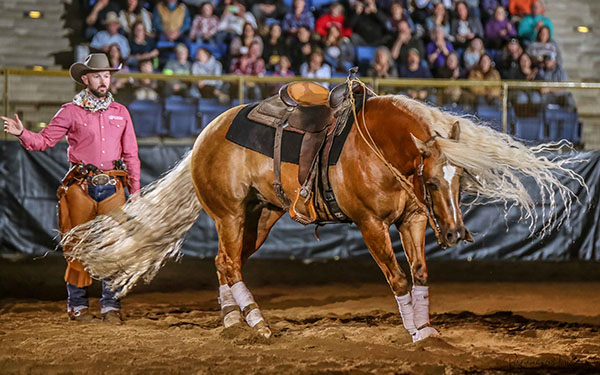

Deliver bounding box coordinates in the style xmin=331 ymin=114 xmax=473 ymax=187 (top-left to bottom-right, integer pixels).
xmin=89 ymin=86 xmax=108 ymax=98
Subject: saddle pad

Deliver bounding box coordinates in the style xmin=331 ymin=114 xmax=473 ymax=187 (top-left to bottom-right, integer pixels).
xmin=225 ymin=102 xmax=354 ymax=165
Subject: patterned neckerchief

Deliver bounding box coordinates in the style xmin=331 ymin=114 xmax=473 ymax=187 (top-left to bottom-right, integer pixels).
xmin=72 ymin=89 xmax=114 ymax=113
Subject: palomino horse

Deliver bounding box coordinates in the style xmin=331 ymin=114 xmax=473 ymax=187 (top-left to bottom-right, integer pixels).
xmin=63 ymin=91 xmax=582 ymax=342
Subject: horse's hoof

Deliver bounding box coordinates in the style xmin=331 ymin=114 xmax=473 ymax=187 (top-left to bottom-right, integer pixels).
xmin=223 ymin=310 xmax=243 ymax=328
xmin=254 ymin=321 xmax=272 ymax=339
xmin=412 ymin=326 xmax=439 ymax=342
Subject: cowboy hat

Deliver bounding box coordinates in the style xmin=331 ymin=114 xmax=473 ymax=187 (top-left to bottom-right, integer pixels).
xmin=103 ymin=11 xmax=120 ymax=25
xmin=69 ymin=53 xmax=121 ymax=86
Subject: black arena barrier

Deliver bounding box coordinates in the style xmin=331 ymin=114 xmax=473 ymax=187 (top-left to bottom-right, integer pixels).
xmin=1 ymin=140 xmax=599 ymax=260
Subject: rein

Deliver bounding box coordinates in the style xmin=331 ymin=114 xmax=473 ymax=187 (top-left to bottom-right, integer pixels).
xmin=417 ymin=153 xmax=446 ymax=249
xmin=346 ymin=80 xmax=445 ymax=247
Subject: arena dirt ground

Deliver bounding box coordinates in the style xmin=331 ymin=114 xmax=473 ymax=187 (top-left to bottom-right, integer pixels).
xmin=1 ymin=257 xmax=599 ymax=375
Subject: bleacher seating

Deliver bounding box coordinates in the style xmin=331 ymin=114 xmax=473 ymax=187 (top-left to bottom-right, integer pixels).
xmin=544 ymin=104 xmax=581 ymax=142
xmin=128 ymin=100 xmax=165 ymax=137
xmin=198 ymin=97 xmax=228 ymax=128
xmin=164 ymin=96 xmax=201 ymax=138
xmin=514 ymin=116 xmax=545 ymax=141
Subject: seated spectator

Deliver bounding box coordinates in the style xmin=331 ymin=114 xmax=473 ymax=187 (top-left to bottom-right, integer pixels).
xmin=133 ymin=59 xmax=159 ymax=101
xmin=128 ymin=21 xmax=159 ymax=68
xmin=263 ymin=23 xmax=288 ymax=71
xmin=230 ymin=41 xmax=266 ymax=99
xmin=189 ymin=2 xmax=219 ymax=43
xmin=152 ymin=0 xmax=191 ymax=43
xmin=484 ymin=5 xmax=516 ymax=50
xmin=463 ymin=37 xmax=485 ymax=72
xmin=119 ymin=0 xmax=152 ymax=35
xmin=508 ymin=0 xmax=535 ymax=18
xmin=499 ymin=37 xmax=522 ymax=78
xmin=437 ymin=51 xmax=463 ymax=79
xmin=274 ymin=55 xmax=295 ymax=77
xmin=518 ymin=0 xmax=553 ymax=42
xmin=539 ymin=54 xmax=575 ymax=109
xmin=345 ymin=0 xmax=389 ymax=46
xmin=391 ymin=19 xmax=425 ymax=67
xmin=411 ymin=0 xmax=432 ymax=26
xmin=272 ymin=55 xmax=295 ymax=94
xmin=230 ymin=41 xmax=266 ymax=75
xmin=436 ymin=51 xmax=463 ymax=104
xmin=107 ymin=44 xmax=129 ymax=96
xmin=162 ymin=43 xmax=192 ymax=97
xmin=368 ymin=46 xmax=398 ymax=78
xmin=191 ymin=46 xmax=224 ymax=99
xmin=322 ymin=25 xmax=355 ymax=73
xmin=90 ymin=12 xmax=131 ymax=59
xmin=386 ymin=2 xmax=415 ymax=34
xmin=288 ymin=26 xmax=315 ymax=73
xmin=315 ymin=3 xmax=352 ymax=38
xmin=230 ymin=22 xmax=264 ymax=59
xmin=251 ymin=0 xmax=286 ymax=27
xmin=509 ymin=52 xmax=542 ymax=107
xmin=300 ymin=50 xmax=332 ymax=87
xmin=216 ymin=1 xmax=258 ymax=45
xmin=282 ymin=0 xmax=315 ymax=35
xmin=468 ymin=53 xmax=501 ymax=105
xmin=399 ymin=48 xmax=432 ymax=100
xmin=481 ymin=0 xmax=509 ymax=24
xmin=368 ymin=47 xmax=398 ymax=94
xmin=527 ymin=25 xmax=561 ymax=68
xmin=450 ymin=1 xmax=483 ymax=49
xmin=426 ymin=26 xmax=454 ymax=73
xmin=425 ymin=3 xmax=452 ymax=42
xmin=82 ymin=0 xmax=121 ymax=41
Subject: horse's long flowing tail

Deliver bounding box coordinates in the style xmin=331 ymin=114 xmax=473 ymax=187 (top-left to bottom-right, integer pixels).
xmin=61 ymin=152 xmax=202 ymax=297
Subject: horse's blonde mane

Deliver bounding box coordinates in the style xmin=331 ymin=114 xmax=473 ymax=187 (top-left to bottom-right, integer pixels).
xmin=384 ymin=95 xmax=587 ymax=235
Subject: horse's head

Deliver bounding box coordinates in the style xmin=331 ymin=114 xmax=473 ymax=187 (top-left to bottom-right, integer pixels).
xmin=410 ymin=121 xmax=473 ymax=247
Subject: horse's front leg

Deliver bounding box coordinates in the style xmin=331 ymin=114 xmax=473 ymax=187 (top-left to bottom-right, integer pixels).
xmin=397 ymin=213 xmax=440 ymax=341
xmin=356 ymin=216 xmax=421 ymax=342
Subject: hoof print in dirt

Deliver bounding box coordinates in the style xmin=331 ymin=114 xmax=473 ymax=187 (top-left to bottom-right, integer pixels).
xmin=220 ymin=325 xmax=272 ymax=345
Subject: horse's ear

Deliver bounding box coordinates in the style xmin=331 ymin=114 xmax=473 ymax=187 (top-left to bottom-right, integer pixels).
xmin=449 ymin=121 xmax=460 ymax=141
xmin=464 ymin=227 xmax=474 ymax=243
xmin=410 ymin=133 xmax=431 ymax=157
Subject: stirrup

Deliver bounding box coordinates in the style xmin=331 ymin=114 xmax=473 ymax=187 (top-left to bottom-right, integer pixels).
xmin=289 ymin=189 xmax=317 ymax=225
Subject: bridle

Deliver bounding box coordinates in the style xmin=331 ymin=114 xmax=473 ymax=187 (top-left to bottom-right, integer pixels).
xmin=416 ymin=135 xmax=447 ymax=249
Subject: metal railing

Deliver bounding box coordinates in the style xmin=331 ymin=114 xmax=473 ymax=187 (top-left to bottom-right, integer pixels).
xmin=3 ymin=68 xmax=600 ymax=141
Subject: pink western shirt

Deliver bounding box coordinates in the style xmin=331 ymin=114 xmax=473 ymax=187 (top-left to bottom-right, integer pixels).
xmin=18 ymin=102 xmax=141 ymax=193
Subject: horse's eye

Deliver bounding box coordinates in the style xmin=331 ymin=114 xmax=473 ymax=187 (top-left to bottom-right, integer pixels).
xmin=426 ymin=182 xmax=438 ymax=191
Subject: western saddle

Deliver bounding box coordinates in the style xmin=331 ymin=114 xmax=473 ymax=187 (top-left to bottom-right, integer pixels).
xmin=247 ymin=68 xmax=364 ymax=224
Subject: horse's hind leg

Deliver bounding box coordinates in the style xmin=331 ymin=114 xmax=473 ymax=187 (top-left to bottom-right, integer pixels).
xmin=356 ymin=216 xmax=420 ymax=342
xmin=215 ymin=205 xmax=283 ymax=337
xmin=397 ymin=215 xmax=439 ymax=341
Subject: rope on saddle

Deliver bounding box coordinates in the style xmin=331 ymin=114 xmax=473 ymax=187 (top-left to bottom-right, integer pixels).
xmin=346 ymin=79 xmax=445 ymax=245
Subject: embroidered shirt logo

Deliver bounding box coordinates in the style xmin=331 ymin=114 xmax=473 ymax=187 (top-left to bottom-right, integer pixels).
xmin=108 ymin=115 xmax=124 ymax=120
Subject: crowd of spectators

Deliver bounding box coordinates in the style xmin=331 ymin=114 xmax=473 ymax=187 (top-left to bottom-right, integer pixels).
xmin=78 ymin=0 xmax=571 ymax=109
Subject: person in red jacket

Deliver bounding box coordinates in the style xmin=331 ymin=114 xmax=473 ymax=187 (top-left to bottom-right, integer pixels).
xmin=315 ymin=2 xmax=352 ymax=38
xmin=2 ymin=53 xmax=140 ymax=324
xmin=509 ymin=0 xmax=535 ymax=17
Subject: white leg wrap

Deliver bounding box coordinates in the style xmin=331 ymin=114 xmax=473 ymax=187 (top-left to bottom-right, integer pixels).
xmin=219 ymin=284 xmax=237 ymax=307
xmin=219 ymin=284 xmax=242 ymax=328
xmin=411 ymin=285 xmax=430 ymax=329
xmin=395 ymin=293 xmax=417 ymax=336
xmin=231 ymin=281 xmax=265 ymax=328
xmin=411 ymin=286 xmax=440 ymax=342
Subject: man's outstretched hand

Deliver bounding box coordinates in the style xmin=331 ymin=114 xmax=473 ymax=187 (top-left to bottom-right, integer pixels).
xmin=2 ymin=114 xmax=24 ymax=136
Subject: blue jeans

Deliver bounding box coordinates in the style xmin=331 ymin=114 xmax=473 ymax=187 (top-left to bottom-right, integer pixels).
xmin=67 ymin=184 xmax=122 ymax=313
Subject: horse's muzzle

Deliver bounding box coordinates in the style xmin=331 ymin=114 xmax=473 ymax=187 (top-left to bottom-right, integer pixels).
xmin=442 ymin=226 xmax=473 ymax=247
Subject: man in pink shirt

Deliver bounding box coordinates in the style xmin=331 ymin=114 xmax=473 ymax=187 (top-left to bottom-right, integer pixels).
xmin=2 ymin=53 xmax=140 ymax=324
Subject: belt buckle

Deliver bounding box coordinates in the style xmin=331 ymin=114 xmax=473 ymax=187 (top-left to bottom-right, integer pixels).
xmin=91 ymin=173 xmax=110 ymax=186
